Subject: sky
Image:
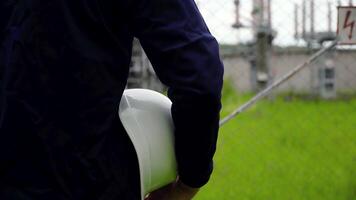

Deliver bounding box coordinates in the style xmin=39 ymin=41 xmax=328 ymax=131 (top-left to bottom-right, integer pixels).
xmin=196 ymin=0 xmax=354 ymax=45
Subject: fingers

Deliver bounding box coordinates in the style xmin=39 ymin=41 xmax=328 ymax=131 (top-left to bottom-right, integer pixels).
xmin=145 ymin=180 xmax=199 ymax=200
xmin=146 ymin=183 xmax=174 ymax=200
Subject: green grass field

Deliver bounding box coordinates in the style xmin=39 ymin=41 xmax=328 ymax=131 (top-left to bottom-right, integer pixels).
xmin=195 ymin=83 xmax=356 ymax=200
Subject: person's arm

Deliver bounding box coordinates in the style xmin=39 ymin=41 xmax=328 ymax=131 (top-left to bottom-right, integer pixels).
xmin=131 ymin=0 xmax=224 ymax=190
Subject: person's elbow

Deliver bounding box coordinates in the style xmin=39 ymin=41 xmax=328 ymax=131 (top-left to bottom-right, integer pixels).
xmin=197 ymin=52 xmax=224 ymax=106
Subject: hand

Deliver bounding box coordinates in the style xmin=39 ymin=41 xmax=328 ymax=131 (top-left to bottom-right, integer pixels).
xmin=145 ymin=179 xmax=199 ymax=200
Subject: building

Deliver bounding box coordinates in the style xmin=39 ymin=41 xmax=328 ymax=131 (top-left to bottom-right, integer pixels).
xmin=221 ymin=45 xmax=356 ymax=97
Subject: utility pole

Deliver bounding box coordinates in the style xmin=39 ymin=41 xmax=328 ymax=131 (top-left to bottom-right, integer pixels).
xmin=253 ymin=0 xmax=273 ymax=91
xmin=232 ymin=0 xmax=275 ymax=92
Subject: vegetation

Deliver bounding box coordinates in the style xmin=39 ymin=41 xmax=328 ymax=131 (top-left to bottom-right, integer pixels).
xmin=195 ymin=82 xmax=356 ymax=200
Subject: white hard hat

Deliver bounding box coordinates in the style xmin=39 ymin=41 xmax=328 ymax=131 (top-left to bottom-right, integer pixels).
xmin=118 ymin=89 xmax=178 ymax=199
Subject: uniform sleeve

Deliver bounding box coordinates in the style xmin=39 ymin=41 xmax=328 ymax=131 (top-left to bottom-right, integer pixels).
xmin=0 ymin=2 xmax=7 ymax=43
xmin=1 ymin=1 xmax=13 ymax=86
xmin=131 ymin=0 xmax=224 ymax=188
xmin=0 ymin=1 xmax=14 ymax=43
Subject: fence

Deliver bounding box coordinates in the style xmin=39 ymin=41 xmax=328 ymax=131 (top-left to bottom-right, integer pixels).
xmin=208 ymin=0 xmax=356 ymax=96
xmin=128 ymin=0 xmax=356 ymax=199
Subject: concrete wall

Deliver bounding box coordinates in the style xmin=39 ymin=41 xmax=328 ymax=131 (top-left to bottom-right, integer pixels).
xmin=222 ymin=50 xmax=356 ymax=94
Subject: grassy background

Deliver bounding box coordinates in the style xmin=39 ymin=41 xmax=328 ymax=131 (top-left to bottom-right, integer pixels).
xmin=195 ymin=82 xmax=356 ymax=200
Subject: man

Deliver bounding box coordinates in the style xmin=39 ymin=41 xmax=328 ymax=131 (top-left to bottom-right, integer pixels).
xmin=0 ymin=0 xmax=223 ymax=199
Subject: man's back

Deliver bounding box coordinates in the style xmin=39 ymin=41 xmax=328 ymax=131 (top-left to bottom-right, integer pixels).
xmin=0 ymin=0 xmax=224 ymax=199
xmin=1 ymin=1 xmax=140 ymax=199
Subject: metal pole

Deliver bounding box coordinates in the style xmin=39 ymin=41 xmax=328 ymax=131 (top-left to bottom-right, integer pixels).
xmin=302 ymin=0 xmax=306 ymax=39
xmin=219 ymin=40 xmax=338 ymax=127
xmin=233 ymin=0 xmax=242 ymax=28
xmin=267 ymin=0 xmax=272 ymax=28
xmin=294 ymin=4 xmax=299 ymax=40
xmin=328 ymin=1 xmax=332 ymax=33
xmin=310 ymin=0 xmax=315 ymax=39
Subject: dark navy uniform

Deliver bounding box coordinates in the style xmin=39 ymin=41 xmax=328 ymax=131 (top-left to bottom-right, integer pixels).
xmin=0 ymin=0 xmax=224 ymax=199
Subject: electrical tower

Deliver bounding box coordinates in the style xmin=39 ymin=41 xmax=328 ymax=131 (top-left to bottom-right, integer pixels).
xmin=233 ymin=0 xmax=276 ymax=91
